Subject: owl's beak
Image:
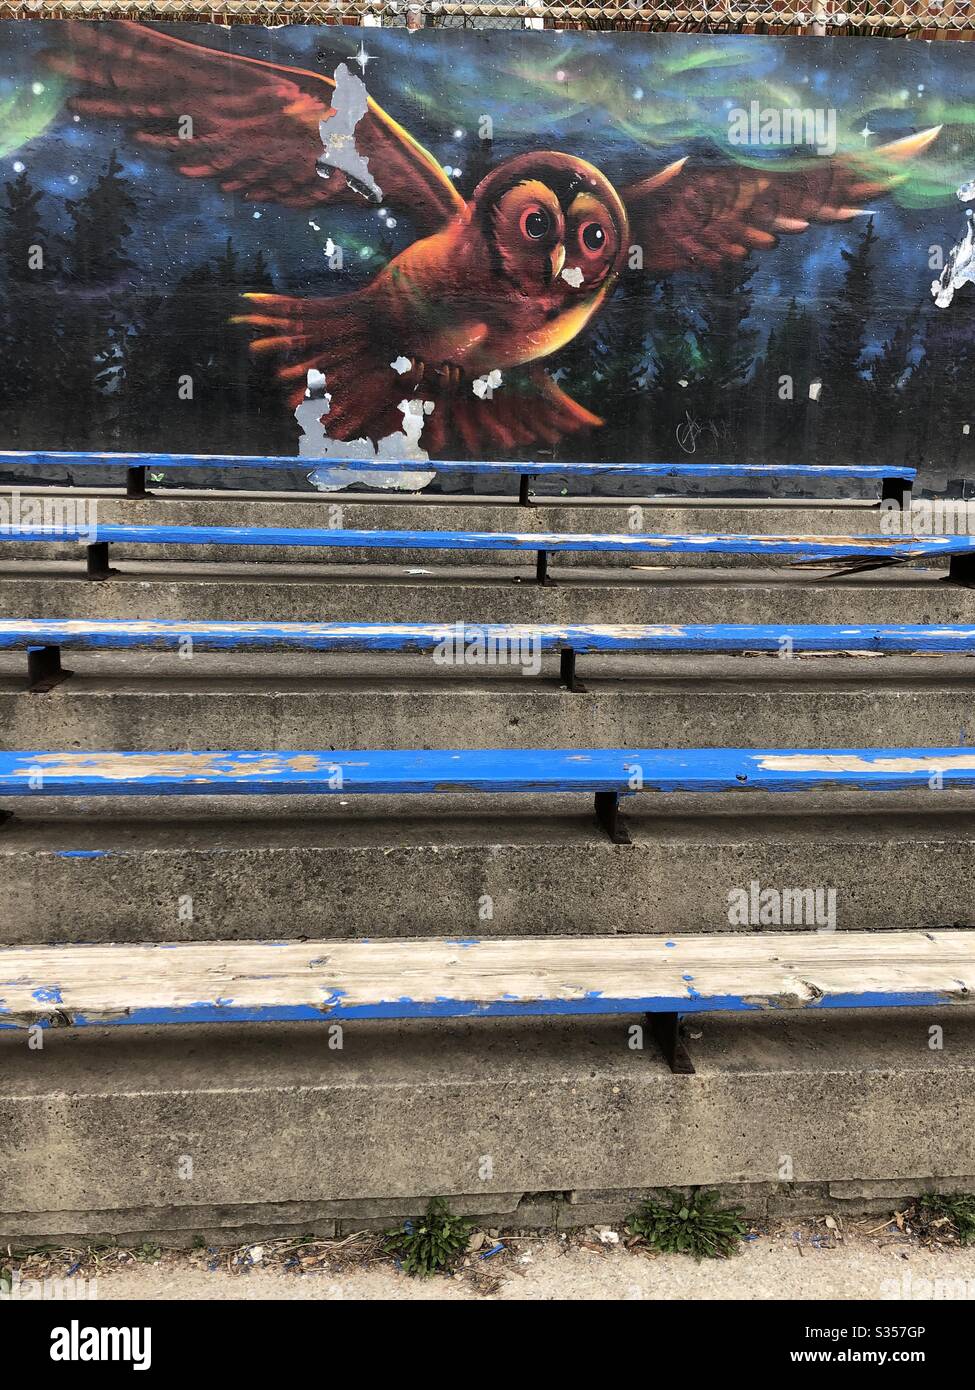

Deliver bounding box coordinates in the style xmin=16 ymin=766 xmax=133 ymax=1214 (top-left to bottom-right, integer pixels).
xmin=548 ymin=245 xmax=566 ymax=282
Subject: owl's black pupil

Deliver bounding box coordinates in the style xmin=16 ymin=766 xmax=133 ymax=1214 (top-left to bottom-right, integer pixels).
xmin=583 ymin=223 xmax=605 ymax=250
xmin=525 ymin=210 xmax=549 ymax=239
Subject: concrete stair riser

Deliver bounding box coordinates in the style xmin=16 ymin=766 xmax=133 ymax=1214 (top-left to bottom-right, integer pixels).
xmin=3 ymin=1013 xmax=974 ymax=1235
xmin=2 ymin=810 xmax=974 ymax=943
xmin=3 ymin=672 xmax=975 ymax=749
xmin=2 ymin=567 xmax=973 ymax=626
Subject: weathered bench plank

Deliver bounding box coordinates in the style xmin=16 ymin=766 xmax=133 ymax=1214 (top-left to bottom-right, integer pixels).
xmin=3 ymin=620 xmax=975 ymax=655
xmin=0 ymin=450 xmax=916 ymax=482
xmin=1 ymin=524 xmax=969 ymax=562
xmin=12 ymin=619 xmax=973 ymax=695
xmin=0 ymin=931 xmax=969 ymax=1028
xmin=1 ymin=748 xmax=974 ymax=798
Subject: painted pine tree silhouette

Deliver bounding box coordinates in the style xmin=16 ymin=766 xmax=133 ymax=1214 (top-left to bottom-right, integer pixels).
xmin=758 ymin=296 xmax=820 ymax=465
xmin=56 ymin=149 xmax=141 ymax=446
xmin=0 ymin=171 xmax=63 ymax=442
xmin=694 ymin=254 xmax=760 ymax=461
xmin=817 ymin=217 xmax=879 ymax=463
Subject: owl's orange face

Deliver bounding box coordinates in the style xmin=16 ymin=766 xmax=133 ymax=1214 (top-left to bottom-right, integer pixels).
xmin=489 ymin=179 xmax=567 ymax=291
xmin=474 ymin=152 xmax=628 ymax=303
xmin=562 ymin=189 xmax=624 ymax=292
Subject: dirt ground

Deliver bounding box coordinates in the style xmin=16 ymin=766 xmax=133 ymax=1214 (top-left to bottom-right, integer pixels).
xmin=7 ymin=1219 xmax=975 ymax=1301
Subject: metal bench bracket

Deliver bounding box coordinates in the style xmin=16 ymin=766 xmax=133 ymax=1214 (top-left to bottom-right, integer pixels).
xmin=594 ymin=790 xmax=631 ymax=844
xmin=647 ymin=1011 xmax=696 ymax=1074
xmin=27 ymin=645 xmax=72 ymax=693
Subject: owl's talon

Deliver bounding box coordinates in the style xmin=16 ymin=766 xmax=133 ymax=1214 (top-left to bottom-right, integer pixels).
xmin=395 ymin=358 xmax=467 ymax=392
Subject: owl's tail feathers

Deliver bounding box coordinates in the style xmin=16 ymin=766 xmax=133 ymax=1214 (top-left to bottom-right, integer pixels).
xmin=234 ymin=292 xmax=605 ymax=451
xmin=235 ymin=290 xmax=413 ymax=442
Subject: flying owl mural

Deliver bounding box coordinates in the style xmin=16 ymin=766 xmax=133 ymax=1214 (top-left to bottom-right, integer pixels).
xmin=0 ymin=21 xmax=969 ymax=475
xmin=32 ymin=20 xmax=942 ymax=459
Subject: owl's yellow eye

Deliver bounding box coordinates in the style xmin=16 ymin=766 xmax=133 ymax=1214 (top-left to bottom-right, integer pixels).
xmin=521 ymin=207 xmax=551 ymax=240
xmin=578 ymin=220 xmax=607 ymax=257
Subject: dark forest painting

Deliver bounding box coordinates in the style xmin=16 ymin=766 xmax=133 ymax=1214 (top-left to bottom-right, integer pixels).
xmin=1 ymin=20 xmax=974 ymax=486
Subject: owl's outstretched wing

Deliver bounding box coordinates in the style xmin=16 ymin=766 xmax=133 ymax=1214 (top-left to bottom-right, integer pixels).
xmin=622 ymin=128 xmax=941 ymax=274
xmin=238 ymin=284 xmax=603 ymax=451
xmin=43 ymin=20 xmax=466 ymax=235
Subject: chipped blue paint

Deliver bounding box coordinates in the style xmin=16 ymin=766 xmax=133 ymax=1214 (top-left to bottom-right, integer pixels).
xmin=2 ymin=748 xmax=975 ymax=798
xmin=56 ymin=850 xmax=108 ymax=859
xmin=2 ymin=621 xmax=975 ymax=656
xmin=447 ymin=939 xmax=481 ymax=948
xmin=1 ymin=524 xmax=966 ymax=562
xmin=31 ymin=986 xmax=62 ymax=1003
xmin=0 ymin=450 xmax=916 ymax=483
xmin=809 ymin=991 xmax=958 ymax=1009
xmin=0 ymin=988 xmax=959 ymax=1029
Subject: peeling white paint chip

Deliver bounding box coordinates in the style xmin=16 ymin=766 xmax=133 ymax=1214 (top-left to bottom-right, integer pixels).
xmin=317 ymin=64 xmax=383 ymax=204
xmin=295 ymin=339 xmax=436 ymax=490
xmin=933 ymin=206 xmax=975 ymax=307
xmin=561 ymin=266 xmax=585 ymax=288
xmin=390 ymin=356 xmax=412 ymax=375
xmin=472 ymin=369 xmax=503 ymax=399
xmin=401 ymin=397 xmax=436 ymax=421
xmin=758 ymin=752 xmax=975 ymax=774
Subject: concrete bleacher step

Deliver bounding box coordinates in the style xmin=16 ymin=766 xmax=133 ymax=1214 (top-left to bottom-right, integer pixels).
xmin=3 ymin=562 xmax=974 ymax=627
xmin=3 ymin=653 xmax=975 ymax=749
xmin=4 ymin=801 xmax=975 ymax=944
xmin=4 ymin=1009 xmax=975 ymax=1245
xmin=5 ymin=475 xmax=975 ymax=1242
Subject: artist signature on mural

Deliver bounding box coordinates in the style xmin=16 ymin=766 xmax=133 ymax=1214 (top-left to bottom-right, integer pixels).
xmin=676 ymin=411 xmax=731 ymax=455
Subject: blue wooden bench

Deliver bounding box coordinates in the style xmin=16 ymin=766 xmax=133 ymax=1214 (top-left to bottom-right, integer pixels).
xmin=3 ymin=746 xmax=971 ymax=1071
xmin=1 ymin=523 xmax=971 ymax=585
xmin=2 ymin=746 xmax=974 ymax=844
xmin=0 ymin=450 xmax=916 ymax=505
xmin=0 ymin=932 xmax=970 ymax=1069
xmin=4 ymin=619 xmax=975 ymax=693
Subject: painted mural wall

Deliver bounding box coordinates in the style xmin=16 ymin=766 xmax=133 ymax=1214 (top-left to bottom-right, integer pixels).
xmin=0 ymin=20 xmax=973 ymax=485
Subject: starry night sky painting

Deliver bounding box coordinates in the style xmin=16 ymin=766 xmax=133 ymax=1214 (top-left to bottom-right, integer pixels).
xmin=2 ymin=20 xmax=975 ymax=481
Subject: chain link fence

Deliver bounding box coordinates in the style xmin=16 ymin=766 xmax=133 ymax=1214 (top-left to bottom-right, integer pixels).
xmin=1 ymin=2 xmax=974 ymax=39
